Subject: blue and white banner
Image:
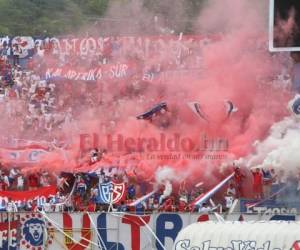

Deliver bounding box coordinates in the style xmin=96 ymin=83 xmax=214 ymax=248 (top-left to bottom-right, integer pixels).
xmin=97 ymin=182 xmax=127 ymax=204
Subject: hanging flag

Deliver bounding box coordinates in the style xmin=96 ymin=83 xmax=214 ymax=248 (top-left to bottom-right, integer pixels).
xmin=97 ymin=182 xmax=127 ymax=204
xmin=0 ymin=148 xmax=49 ymax=164
xmin=136 ymin=102 xmax=168 ymax=121
xmin=187 ymin=101 xmax=209 ymax=122
xmin=0 ymin=185 xmax=57 ymax=209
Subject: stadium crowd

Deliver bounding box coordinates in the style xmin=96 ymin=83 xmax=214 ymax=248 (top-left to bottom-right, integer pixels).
xmin=0 ymin=36 xmax=205 ymax=140
xmin=0 ymin=37 xmax=297 ymax=213
xmin=1 ymin=161 xmax=300 ymax=213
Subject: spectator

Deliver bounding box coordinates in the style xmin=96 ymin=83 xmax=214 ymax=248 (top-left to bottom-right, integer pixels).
xmin=90 ymin=148 xmax=99 ymax=163
xmin=297 ymin=171 xmax=300 ymax=196
xmin=16 ymin=174 xmax=24 ymax=191
xmin=3 ymin=173 xmax=10 ymax=190
xmin=31 ymin=200 xmax=39 ymax=212
xmin=28 ymin=172 xmax=39 ymax=191
xmin=226 ymin=183 xmax=236 ymax=198
xmin=6 ymin=198 xmax=18 ymax=213
xmin=251 ymin=168 xmax=263 ymax=199
xmin=40 ymin=171 xmax=51 ymax=187
xmin=8 ymin=167 xmax=18 ymax=187
xmin=160 ymin=196 xmax=175 ymax=212
xmin=270 ymin=168 xmax=279 ymax=195
xmin=87 ymin=200 xmax=96 ymax=212
xmin=118 ymin=201 xmax=129 ymax=212
xmin=42 ymin=198 xmax=53 ymax=212
xmin=198 ymin=203 xmax=212 ymax=214
xmin=262 ymin=168 xmax=272 ymax=198
xmin=233 ymin=166 xmax=245 ymax=198
xmin=64 ymin=196 xmax=74 ymax=212
xmin=0 ymin=178 xmax=7 ymax=191
xmin=178 ymin=197 xmax=188 ymax=212
xmin=135 ymin=201 xmax=146 ymax=215
xmin=224 ymin=183 xmax=236 ymax=211
xmin=127 ymin=184 xmax=136 ymax=200
xmin=12 ymin=44 xmax=22 ymax=66
xmin=76 ymin=175 xmax=87 ymax=198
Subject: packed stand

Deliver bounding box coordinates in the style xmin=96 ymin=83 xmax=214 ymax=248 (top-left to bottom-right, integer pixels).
xmin=0 ymin=159 xmax=299 ymax=214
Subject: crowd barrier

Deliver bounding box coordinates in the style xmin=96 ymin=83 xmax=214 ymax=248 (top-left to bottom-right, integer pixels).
xmin=0 ymin=212 xmax=299 ymax=250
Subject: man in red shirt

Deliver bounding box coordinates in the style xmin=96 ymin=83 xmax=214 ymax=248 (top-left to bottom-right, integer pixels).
xmin=28 ymin=173 xmax=39 ymax=191
xmin=233 ymin=166 xmax=245 ymax=198
xmin=178 ymin=199 xmax=187 ymax=212
xmin=252 ymin=168 xmax=263 ymax=199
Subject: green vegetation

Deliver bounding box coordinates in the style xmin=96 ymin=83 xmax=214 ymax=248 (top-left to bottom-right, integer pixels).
xmin=0 ymin=0 xmax=205 ymax=36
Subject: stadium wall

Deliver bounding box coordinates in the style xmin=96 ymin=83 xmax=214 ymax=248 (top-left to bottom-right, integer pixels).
xmin=0 ymin=212 xmax=299 ymax=250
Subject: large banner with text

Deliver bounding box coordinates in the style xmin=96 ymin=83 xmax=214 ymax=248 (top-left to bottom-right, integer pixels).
xmin=0 ymin=212 xmax=298 ymax=250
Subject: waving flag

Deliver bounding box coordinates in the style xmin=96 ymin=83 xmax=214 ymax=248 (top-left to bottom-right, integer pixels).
xmin=224 ymin=100 xmax=238 ymax=117
xmin=187 ymin=101 xmax=209 ymax=122
xmin=136 ymin=102 xmax=168 ymax=120
xmin=0 ymin=148 xmax=49 ymax=165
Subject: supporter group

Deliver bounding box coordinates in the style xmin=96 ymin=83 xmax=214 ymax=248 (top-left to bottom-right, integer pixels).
xmin=0 ymin=36 xmax=298 ymax=214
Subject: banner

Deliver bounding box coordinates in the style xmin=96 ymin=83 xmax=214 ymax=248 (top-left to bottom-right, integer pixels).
xmin=0 ymin=35 xmax=221 ymax=60
xmin=0 ymin=148 xmax=49 ymax=164
xmin=0 ymin=220 xmax=18 ymax=250
xmin=0 ymin=212 xmax=297 ymax=250
xmin=240 ymin=198 xmax=300 ymax=215
xmin=97 ymin=182 xmax=127 ymax=204
xmin=0 ymin=185 xmax=57 ymax=208
xmin=45 ymin=62 xmax=135 ymax=81
xmin=174 ymin=221 xmax=300 ymax=250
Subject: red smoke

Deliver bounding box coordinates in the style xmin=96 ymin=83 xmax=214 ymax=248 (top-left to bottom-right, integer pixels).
xmin=1 ymin=0 xmax=293 ymax=188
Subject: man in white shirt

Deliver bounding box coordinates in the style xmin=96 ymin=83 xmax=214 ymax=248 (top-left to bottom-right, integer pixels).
xmin=225 ymin=195 xmax=234 ymax=210
xmin=226 ymin=183 xmax=236 ymax=197
xmin=9 ymin=168 xmax=18 ymax=186
xmin=17 ymin=174 xmax=24 ymax=190
xmin=6 ymin=198 xmax=18 ymax=213
xmin=42 ymin=198 xmax=52 ymax=213
xmin=198 ymin=203 xmax=212 ymax=214
xmin=3 ymin=175 xmax=10 ymax=189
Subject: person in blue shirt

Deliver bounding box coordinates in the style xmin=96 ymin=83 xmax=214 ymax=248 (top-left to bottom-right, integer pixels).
xmin=127 ymin=184 xmax=136 ymax=199
xmin=135 ymin=202 xmax=145 ymax=215
xmin=117 ymin=201 xmax=129 ymax=212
